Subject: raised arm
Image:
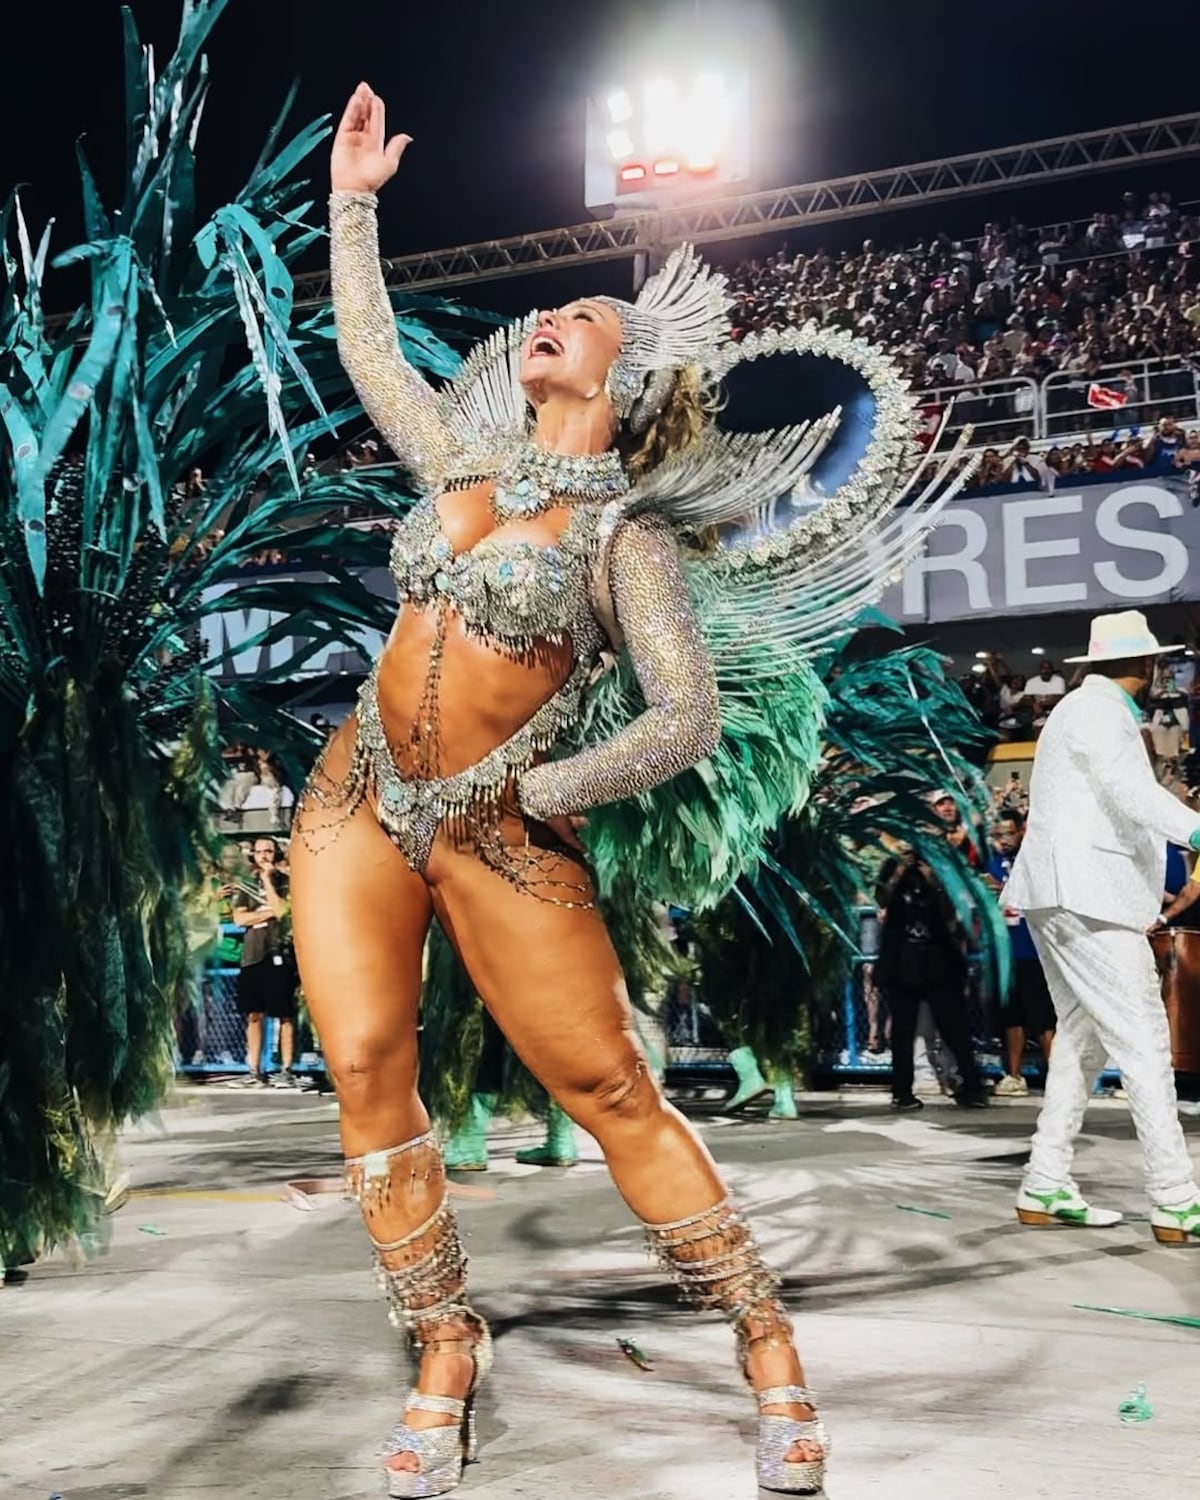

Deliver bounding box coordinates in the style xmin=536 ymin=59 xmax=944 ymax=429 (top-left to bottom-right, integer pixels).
xmin=518 ymin=519 xmax=721 ymax=819
xmin=329 ymin=84 xmax=458 ymax=492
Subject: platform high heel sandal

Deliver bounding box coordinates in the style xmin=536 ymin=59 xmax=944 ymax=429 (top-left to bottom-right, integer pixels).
xmin=345 ymin=1134 xmax=494 ymax=1499
xmin=644 ymin=1199 xmax=830 ymax=1497
xmin=755 ymin=1383 xmax=830 ymax=1495
xmin=384 ymin=1329 xmax=494 ymax=1499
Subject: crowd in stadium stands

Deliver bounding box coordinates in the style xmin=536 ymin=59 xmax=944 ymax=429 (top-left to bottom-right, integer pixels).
xmin=919 ymin=418 xmax=1200 ymax=502
xmin=957 ymin=646 xmax=1199 ymax=762
xmin=727 ymin=189 xmax=1200 ymax=382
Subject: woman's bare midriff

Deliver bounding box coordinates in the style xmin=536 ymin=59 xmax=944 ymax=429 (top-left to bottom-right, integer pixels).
xmin=375 ymin=604 xmax=575 ymax=778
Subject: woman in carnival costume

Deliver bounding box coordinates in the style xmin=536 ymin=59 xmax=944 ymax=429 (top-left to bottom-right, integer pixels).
xmin=292 ymin=81 xmax=974 ymax=1498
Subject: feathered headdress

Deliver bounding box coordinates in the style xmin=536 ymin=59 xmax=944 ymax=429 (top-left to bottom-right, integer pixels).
xmin=595 ymin=243 xmax=732 ymax=429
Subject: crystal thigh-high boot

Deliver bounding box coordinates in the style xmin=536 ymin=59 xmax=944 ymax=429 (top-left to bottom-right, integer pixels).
xmin=645 ymin=1199 xmax=829 ymax=1494
xmin=347 ymin=1132 xmax=493 ymax=1498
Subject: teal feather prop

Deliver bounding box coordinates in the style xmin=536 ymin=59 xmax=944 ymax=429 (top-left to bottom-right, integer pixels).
xmin=0 ymin=2 xmax=483 ymax=1267
xmin=694 ymin=641 xmax=1008 ymax=1071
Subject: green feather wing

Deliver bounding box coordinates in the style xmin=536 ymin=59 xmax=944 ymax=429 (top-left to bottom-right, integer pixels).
xmin=580 ymin=647 xmax=828 ymax=913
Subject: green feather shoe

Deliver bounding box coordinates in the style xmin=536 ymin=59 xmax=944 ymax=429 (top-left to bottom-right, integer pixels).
xmin=515 ymin=1104 xmax=579 ymax=1167
xmin=443 ymin=1095 xmax=496 ymax=1172
xmin=768 ymin=1072 xmax=799 ymax=1120
xmin=726 ymin=1046 xmax=772 ymax=1111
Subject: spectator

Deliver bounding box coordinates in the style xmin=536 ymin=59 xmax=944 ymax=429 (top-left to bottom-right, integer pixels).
xmin=1031 ymin=660 xmax=1066 ymax=698
xmin=930 ymin=788 xmax=979 ymax=866
xmin=229 ymin=838 xmax=303 ymax=1090
xmin=985 ymin=810 xmax=1056 ymax=1097
xmin=1000 ymin=438 xmax=1049 ymax=487
xmin=873 ymin=848 xmax=988 ymax=1111
xmin=1149 ymin=685 xmax=1189 ymax=780
xmin=977 ymin=448 xmax=1006 ymax=485
xmin=1145 ymin=414 xmax=1187 ymax=472
xmin=220 ymin=743 xmax=258 ymax=820
xmin=1029 ymin=660 xmax=1066 ymax=729
xmin=254 ymin=746 xmax=285 ymax=824
xmin=997 ymin=672 xmax=1033 ymax=737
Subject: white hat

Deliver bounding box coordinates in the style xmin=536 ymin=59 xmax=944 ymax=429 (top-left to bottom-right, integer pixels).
xmin=1064 ymin=610 xmax=1183 ymax=664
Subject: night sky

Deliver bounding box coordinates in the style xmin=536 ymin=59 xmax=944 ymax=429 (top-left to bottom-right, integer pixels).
xmin=4 ymin=0 xmax=1200 ymax=312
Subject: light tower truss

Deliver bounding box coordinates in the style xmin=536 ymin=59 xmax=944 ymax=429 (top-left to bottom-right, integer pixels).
xmin=291 ymin=112 xmax=1200 ymax=302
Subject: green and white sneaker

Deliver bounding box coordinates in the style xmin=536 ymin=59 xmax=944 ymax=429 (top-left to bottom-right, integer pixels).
xmin=1016 ymin=1183 xmax=1123 ymax=1228
xmin=1150 ymin=1201 xmax=1200 ymax=1245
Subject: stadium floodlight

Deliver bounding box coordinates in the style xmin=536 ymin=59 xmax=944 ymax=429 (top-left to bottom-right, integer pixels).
xmin=585 ymin=67 xmax=752 ymax=214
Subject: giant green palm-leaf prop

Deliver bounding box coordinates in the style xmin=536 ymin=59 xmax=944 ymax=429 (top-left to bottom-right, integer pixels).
xmin=0 ymin=0 xmax=478 ymax=1267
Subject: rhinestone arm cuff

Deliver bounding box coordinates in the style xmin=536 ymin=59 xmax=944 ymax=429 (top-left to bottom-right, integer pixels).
xmin=518 ymin=518 xmax=720 ymax=818
xmin=329 ymin=191 xmax=459 ymax=492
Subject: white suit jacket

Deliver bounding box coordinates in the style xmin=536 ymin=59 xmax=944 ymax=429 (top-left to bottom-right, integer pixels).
xmin=1003 ymin=675 xmax=1200 ymax=929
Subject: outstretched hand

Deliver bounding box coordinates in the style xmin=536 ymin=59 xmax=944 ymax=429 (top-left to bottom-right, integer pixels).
xmin=331 ymin=82 xmax=411 ymax=194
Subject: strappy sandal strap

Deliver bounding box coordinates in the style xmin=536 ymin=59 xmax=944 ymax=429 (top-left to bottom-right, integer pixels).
xmin=757 ymin=1384 xmax=818 ymax=1411
xmin=405 ymin=1391 xmax=467 ymax=1419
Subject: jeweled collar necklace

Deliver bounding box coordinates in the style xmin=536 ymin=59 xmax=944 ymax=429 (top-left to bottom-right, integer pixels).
xmin=447 ymin=440 xmax=630 ymax=522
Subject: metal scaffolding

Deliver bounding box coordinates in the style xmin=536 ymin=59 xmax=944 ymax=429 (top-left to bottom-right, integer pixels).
xmin=293 ymin=112 xmax=1200 ymax=301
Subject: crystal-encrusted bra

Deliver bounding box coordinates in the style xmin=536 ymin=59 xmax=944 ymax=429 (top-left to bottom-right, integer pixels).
xmin=388 ymin=499 xmax=603 ymax=651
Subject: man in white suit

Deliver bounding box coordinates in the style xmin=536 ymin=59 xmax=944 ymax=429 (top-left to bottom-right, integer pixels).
xmin=1003 ymin=611 xmax=1200 ymax=1244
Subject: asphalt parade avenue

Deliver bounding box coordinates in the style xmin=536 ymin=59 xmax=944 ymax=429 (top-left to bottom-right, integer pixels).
xmin=3 ymin=1086 xmax=1197 ymax=1499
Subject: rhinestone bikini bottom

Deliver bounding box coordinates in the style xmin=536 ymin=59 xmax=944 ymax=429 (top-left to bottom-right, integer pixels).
xmin=294 ymin=667 xmax=594 ymax=905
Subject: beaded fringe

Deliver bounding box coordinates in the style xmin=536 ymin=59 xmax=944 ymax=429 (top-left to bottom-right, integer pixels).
xmin=346 ymin=1132 xmax=486 ymax=1352
xmin=644 ymin=1198 xmax=791 ymax=1369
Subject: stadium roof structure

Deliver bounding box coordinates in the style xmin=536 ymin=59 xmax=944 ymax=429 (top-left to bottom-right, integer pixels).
xmin=291 ymin=112 xmax=1200 ymax=303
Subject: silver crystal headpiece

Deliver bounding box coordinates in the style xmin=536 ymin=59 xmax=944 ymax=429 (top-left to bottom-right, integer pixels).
xmin=596 ymin=243 xmax=732 ymax=431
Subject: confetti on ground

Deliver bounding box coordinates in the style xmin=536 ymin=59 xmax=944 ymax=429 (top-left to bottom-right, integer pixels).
xmin=1118 ymin=1383 xmax=1154 ymax=1424
xmin=896 ymin=1204 xmax=952 ymax=1221
xmin=1075 ymin=1304 xmax=1200 ymax=1330
xmin=137 ymin=1225 xmax=168 ymax=1236
xmin=617 ymin=1337 xmax=654 ymax=1371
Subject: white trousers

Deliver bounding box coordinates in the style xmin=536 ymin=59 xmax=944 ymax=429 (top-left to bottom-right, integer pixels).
xmin=1025 ymin=910 xmax=1198 ymax=1206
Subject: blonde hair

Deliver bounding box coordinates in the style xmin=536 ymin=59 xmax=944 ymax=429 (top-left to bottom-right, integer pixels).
xmin=618 ymin=365 xmax=715 ymax=480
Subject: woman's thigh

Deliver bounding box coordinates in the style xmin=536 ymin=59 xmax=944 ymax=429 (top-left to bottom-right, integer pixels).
xmin=290 ymin=720 xmax=434 ymax=1149
xmin=426 ymin=835 xmax=645 ymax=1109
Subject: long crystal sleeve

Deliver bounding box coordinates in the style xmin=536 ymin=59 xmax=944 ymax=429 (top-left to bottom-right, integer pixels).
xmin=518 ymin=519 xmax=721 ymax=818
xmin=329 ymin=191 xmax=459 ymax=492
